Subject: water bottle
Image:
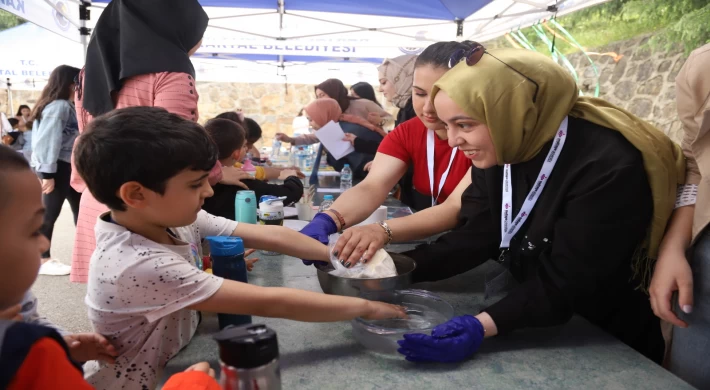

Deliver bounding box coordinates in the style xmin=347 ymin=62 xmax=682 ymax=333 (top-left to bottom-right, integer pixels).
xmin=296 ymin=147 xmax=307 ymax=171
xmin=258 ymin=196 xmax=284 ymax=256
xmin=241 ymin=159 xmax=257 ymax=177
xmin=214 ymin=324 xmax=281 ymax=390
xmin=206 ymin=237 xmax=252 ymax=329
xmin=235 ymin=190 xmax=257 ymax=224
xmin=340 ymin=164 xmax=353 ymax=191
xmin=271 ymin=139 xmax=281 ymax=159
xmin=319 ymin=194 xmax=334 ymax=213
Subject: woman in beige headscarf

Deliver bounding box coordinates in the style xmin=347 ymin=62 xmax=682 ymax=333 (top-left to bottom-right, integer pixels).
xmin=378 ymin=54 xmax=417 ymax=126
xmin=332 ymin=45 xmax=684 ymax=364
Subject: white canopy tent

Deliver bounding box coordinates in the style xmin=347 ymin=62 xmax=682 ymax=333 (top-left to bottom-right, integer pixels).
xmin=1 ymin=0 xmax=611 ymax=89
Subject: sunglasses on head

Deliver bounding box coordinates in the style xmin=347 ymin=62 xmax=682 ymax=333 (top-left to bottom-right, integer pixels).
xmin=448 ymin=44 xmax=540 ymax=103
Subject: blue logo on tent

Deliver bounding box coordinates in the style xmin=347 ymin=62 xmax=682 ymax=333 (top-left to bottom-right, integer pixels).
xmin=399 ymin=47 xmax=424 ymax=55
xmin=53 ymin=1 xmax=71 ymax=31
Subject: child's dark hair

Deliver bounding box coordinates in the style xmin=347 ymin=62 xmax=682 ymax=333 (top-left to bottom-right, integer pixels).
xmin=215 ymin=111 xmax=243 ymax=124
xmin=204 ymin=118 xmax=246 ymax=160
xmin=74 ymin=107 xmax=217 ymax=211
xmin=243 ymin=117 xmax=262 ymax=143
xmin=414 ymin=41 xmax=479 ymax=69
xmin=0 ymin=145 xmax=31 ymax=210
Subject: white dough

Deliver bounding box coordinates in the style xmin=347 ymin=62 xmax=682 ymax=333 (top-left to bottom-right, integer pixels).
xmin=327 ymin=234 xmax=397 ymax=279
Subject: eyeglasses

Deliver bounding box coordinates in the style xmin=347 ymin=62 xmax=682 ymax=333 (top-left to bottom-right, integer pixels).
xmin=448 ymin=44 xmax=540 ymax=103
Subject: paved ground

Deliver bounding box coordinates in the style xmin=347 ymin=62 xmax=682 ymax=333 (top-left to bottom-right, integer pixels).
xmin=32 ymin=202 xmax=92 ymax=334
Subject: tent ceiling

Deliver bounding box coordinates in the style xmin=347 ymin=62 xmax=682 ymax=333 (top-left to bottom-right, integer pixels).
xmin=89 ymin=0 xmax=611 ymax=43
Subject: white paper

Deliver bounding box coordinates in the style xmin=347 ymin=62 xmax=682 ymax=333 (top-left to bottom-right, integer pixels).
xmin=313 ymin=121 xmax=355 ymax=160
xmin=316 ymin=188 xmax=343 ymax=193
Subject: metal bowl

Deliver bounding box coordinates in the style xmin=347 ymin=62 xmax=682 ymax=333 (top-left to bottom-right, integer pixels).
xmin=316 ymin=252 xmax=416 ymax=297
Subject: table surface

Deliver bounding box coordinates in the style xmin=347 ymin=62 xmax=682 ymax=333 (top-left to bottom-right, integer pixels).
xmin=160 ymin=244 xmax=691 ymax=389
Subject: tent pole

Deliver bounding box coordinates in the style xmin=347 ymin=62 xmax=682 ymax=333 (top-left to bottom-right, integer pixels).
xmin=79 ymin=1 xmax=92 ymax=62
xmin=6 ymin=79 xmax=14 ymax=116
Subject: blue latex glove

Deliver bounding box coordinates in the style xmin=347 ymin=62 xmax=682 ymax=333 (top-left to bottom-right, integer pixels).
xmin=397 ymin=315 xmax=484 ymax=363
xmin=299 ymin=212 xmax=338 ymax=265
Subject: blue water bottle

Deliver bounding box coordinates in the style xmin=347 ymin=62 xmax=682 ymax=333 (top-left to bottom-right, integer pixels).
xmin=206 ymin=236 xmax=252 ymax=329
xmin=235 ymin=190 xmax=257 ymax=224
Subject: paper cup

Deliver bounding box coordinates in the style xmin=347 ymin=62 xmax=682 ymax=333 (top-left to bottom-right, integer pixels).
xmin=296 ymin=202 xmax=314 ymax=221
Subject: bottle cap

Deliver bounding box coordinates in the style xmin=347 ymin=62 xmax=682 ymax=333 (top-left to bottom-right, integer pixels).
xmin=323 ymin=195 xmax=334 ymax=200
xmin=214 ymin=324 xmax=279 ymax=369
xmin=343 ymin=164 xmax=350 ymax=167
xmin=206 ymin=236 xmax=244 ymax=257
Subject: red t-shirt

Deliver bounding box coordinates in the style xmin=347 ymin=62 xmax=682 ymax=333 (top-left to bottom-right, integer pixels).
xmin=377 ymin=117 xmax=472 ymax=204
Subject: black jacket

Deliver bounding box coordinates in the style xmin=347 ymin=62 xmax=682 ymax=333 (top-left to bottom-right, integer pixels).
xmin=203 ymin=176 xmax=303 ymax=220
xmin=405 ymin=117 xmax=664 ymax=363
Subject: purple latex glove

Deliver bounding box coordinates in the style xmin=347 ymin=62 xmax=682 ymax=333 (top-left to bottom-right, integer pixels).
xmin=397 ymin=315 xmax=484 ymax=363
xmin=299 ymin=213 xmax=338 ymax=265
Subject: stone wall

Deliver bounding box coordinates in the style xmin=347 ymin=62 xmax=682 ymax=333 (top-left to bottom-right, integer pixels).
xmin=1 ymin=82 xmax=393 ymax=150
xmin=566 ymin=35 xmax=687 ymax=143
xmin=1 ymin=34 xmax=690 ymax=147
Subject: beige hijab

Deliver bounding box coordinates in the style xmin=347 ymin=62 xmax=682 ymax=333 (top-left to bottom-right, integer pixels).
xmin=378 ymin=54 xmax=417 ymax=109
xmin=433 ymin=48 xmax=685 ymax=286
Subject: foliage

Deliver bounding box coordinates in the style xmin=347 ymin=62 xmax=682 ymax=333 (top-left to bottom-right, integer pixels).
xmin=0 ymin=9 xmax=24 ymax=31
xmin=496 ymin=0 xmax=710 ymax=55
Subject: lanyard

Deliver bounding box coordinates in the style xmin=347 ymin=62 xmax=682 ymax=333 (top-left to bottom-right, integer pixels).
xmin=500 ymin=117 xmax=568 ymax=249
xmin=427 ymin=130 xmax=458 ymax=206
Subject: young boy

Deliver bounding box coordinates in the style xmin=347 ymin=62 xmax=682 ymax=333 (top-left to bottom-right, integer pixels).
xmin=202 ymin=118 xmax=303 ymax=220
xmin=0 ymin=145 xmax=219 ymax=390
xmin=74 ymin=107 xmax=405 ymax=390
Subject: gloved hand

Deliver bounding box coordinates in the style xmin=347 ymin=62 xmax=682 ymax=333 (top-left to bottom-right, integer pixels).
xmin=299 ymin=213 xmax=338 ymax=265
xmin=397 ymin=315 xmax=484 ymax=363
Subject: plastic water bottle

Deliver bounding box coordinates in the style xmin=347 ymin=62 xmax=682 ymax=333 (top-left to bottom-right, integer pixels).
xmin=271 ymin=138 xmax=281 ymax=159
xmin=242 ymin=159 xmax=257 ymax=178
xmin=296 ymin=146 xmax=307 ymax=171
xmin=340 ymin=164 xmax=353 ymax=191
xmin=319 ymin=195 xmax=334 ymax=213
xmin=206 ymin=236 xmax=252 ymax=329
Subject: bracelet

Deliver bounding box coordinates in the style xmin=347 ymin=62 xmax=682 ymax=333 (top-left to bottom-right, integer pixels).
xmin=377 ymin=221 xmax=393 ymax=245
xmin=328 ymin=209 xmax=346 ymax=232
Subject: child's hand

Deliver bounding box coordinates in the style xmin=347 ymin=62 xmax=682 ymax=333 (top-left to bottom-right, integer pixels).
xmin=362 ymin=302 xmax=407 ymax=320
xmin=0 ymin=304 xmax=22 ymax=321
xmin=184 ymin=362 xmax=216 ymax=378
xmin=245 ymin=249 xmax=259 ymax=272
xmin=64 ymin=333 xmax=118 ymax=364
xmin=278 ymin=169 xmax=299 ymax=180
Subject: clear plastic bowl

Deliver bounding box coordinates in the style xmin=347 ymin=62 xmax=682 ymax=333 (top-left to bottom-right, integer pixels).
xmin=351 ymin=289 xmax=454 ymax=355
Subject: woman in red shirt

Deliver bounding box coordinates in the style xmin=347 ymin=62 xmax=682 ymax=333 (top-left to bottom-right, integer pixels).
xmin=299 ymin=41 xmax=477 ymax=255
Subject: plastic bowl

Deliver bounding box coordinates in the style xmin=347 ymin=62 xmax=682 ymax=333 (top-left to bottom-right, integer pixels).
xmin=351 ymin=289 xmax=454 ymax=355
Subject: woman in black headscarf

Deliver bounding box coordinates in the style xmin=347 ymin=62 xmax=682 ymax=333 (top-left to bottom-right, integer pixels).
xmin=69 ymin=0 xmax=218 ymax=283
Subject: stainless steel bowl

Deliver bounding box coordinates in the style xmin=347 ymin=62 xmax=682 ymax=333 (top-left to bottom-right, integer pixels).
xmin=316 ymin=252 xmax=416 ymax=297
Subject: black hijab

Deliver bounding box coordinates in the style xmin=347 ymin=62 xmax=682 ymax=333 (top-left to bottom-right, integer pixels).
xmin=81 ymin=0 xmax=209 ymax=117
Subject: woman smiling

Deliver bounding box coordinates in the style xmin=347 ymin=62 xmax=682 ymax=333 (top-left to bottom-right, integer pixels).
xmin=331 ymin=45 xmax=684 ymax=364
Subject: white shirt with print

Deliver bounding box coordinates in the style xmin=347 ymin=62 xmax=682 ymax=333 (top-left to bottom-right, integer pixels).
xmin=84 ymin=210 xmax=238 ymax=390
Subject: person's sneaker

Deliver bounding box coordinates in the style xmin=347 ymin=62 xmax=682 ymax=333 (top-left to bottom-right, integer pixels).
xmin=38 ymin=259 xmax=71 ymax=276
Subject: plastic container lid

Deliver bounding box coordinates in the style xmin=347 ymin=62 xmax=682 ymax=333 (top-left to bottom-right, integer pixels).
xmin=323 ymin=195 xmax=334 ymax=200
xmin=206 ymin=236 xmax=244 ymax=257
xmin=343 ymin=164 xmax=350 ymax=167
xmin=214 ymin=324 xmax=279 ymax=369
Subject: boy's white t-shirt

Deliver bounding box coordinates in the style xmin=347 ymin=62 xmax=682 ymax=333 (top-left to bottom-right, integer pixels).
xmin=84 ymin=210 xmax=238 ymax=390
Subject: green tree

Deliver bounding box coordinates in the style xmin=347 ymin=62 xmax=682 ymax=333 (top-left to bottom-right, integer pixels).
xmin=0 ymin=9 xmax=25 ymax=31
xmin=498 ymin=0 xmax=710 ymax=54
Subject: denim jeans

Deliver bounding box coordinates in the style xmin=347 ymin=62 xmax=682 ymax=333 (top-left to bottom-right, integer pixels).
xmin=670 ymin=228 xmax=710 ymax=389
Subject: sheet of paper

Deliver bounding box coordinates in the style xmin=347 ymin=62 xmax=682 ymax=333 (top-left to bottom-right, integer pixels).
xmin=316 ymin=188 xmax=343 ymax=193
xmin=313 ymin=121 xmax=355 ymax=160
